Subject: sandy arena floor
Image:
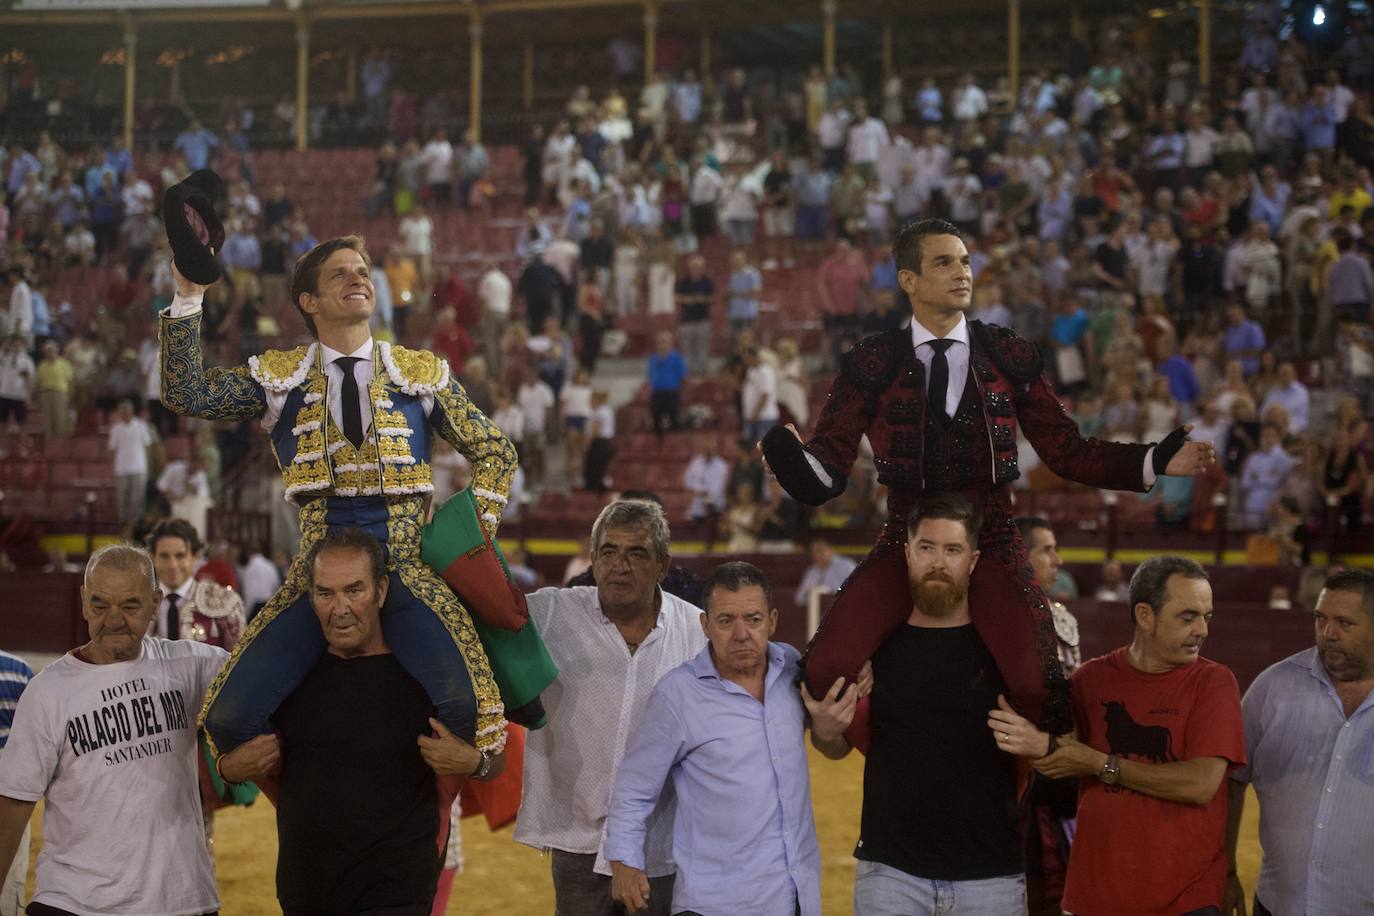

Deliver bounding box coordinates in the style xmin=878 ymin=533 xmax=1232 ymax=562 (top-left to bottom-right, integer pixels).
xmin=21 ymin=747 xmax=1262 ymax=914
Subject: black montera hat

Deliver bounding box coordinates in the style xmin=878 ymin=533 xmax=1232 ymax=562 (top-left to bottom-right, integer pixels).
xmin=162 ymin=169 xmax=225 ymax=285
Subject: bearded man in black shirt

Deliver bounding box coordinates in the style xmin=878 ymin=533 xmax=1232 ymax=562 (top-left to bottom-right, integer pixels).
xmin=219 ymin=528 xmax=505 ymax=915
xmin=809 ymin=492 xmax=1027 ymax=915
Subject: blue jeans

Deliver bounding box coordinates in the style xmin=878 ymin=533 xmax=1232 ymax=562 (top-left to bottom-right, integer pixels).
xmin=854 ymin=860 xmax=1027 ymax=915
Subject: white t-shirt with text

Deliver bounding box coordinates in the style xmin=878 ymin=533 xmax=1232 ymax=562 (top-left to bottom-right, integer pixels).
xmin=0 ymin=638 xmax=227 ymax=916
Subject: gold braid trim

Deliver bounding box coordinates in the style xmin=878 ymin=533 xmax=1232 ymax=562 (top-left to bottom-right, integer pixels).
xmin=432 ymin=381 xmax=517 ymax=538
xmin=199 ymin=498 xmax=505 ymax=757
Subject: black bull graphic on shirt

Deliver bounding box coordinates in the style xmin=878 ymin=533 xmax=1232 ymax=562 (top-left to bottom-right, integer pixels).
xmin=1101 ymin=700 xmax=1175 ymax=763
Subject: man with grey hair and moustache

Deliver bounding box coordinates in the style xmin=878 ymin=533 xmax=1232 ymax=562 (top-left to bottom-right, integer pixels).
xmin=0 ymin=544 xmax=227 ymax=916
xmin=515 ymin=498 xmax=707 ymax=916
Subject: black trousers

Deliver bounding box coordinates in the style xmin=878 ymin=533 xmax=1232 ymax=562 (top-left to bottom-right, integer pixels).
xmin=650 ymin=389 xmax=680 ymax=437
xmin=584 ymin=437 xmax=616 ymax=492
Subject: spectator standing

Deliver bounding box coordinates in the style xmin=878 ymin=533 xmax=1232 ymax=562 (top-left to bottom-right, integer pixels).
xmin=761 ymin=151 xmax=794 ymax=268
xmin=674 ymin=255 xmax=715 ymax=376
xmin=237 ymin=544 xmax=281 ymax=622
xmin=516 ymin=371 xmax=556 ymax=491
xmin=606 ymin=562 xmax=832 ymax=916
xmin=0 ymin=336 xmax=34 ymax=435
xmin=1222 ymin=302 xmax=1265 ymax=376
xmin=727 ymin=250 xmax=762 ymax=344
xmin=108 ymin=399 xmax=152 ymax=530
xmin=688 ymin=156 xmax=723 ymax=240
xmin=720 ymin=173 xmax=760 ymax=247
xmin=1328 ymin=231 xmax=1374 ymax=323
xmin=477 ymin=262 xmax=512 ymax=372
xmin=817 ymin=99 xmax=852 ymax=173
xmin=683 ymin=438 xmax=731 ymax=524
xmin=1225 ymin=568 xmax=1374 ymax=916
xmin=1259 ymin=363 xmax=1310 ymax=434
xmin=421 ymin=129 xmax=454 ymax=207
xmin=741 ymin=347 xmax=780 ymax=445
xmin=646 ymin=331 xmax=687 ymax=439
xmin=34 ymin=340 xmax=73 ymax=438
xmin=4 ymin=268 xmax=33 ymax=348
xmin=793 ymin=155 xmax=833 ymax=249
xmin=584 ymin=390 xmax=616 ymax=493
xmin=429 ymin=307 xmax=475 ymax=378
xmin=1241 ymin=425 xmax=1296 ymax=529
xmin=818 ymin=240 xmax=869 ymax=366
xmin=993 ymin=556 xmax=1244 ymax=916
xmin=398 ymin=203 xmax=435 ymax=282
xmin=514 ymin=499 xmax=706 ymax=916
xmin=455 ymin=129 xmax=488 ymax=211
xmin=173 ymin=118 xmax=218 ymax=171
xmin=0 ymin=544 xmax=226 ymax=916
xmin=846 ymin=100 xmax=891 ymax=180
xmin=561 ymin=367 xmax=593 ymax=489
xmin=792 ymin=539 xmax=857 ymax=609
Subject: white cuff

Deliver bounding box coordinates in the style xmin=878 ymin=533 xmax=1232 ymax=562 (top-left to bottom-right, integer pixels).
xmin=1142 ymin=448 xmax=1156 ymax=489
xmin=163 ymin=291 xmax=204 ymax=319
xmin=804 ymin=450 xmax=833 ymax=489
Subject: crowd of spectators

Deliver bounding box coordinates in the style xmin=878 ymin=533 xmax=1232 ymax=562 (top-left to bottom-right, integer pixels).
xmin=1 ymin=8 xmax=1374 ymax=562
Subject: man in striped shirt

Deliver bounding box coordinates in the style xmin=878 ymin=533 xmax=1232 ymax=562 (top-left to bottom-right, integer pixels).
xmin=0 ymin=649 xmax=34 ymax=916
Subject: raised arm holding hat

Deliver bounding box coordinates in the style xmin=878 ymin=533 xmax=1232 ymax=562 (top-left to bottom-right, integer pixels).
xmin=157 ymin=171 xmax=517 ymax=760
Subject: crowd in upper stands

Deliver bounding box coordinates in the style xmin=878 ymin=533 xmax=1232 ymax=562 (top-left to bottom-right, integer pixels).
xmin=1 ymin=6 xmax=1373 ymax=565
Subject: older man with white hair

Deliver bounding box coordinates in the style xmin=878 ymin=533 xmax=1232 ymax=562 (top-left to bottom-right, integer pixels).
xmin=0 ymin=544 xmax=227 ymax=916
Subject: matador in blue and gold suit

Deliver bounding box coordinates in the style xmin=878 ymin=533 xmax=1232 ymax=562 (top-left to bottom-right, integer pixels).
xmin=161 ymin=296 xmax=516 ymax=760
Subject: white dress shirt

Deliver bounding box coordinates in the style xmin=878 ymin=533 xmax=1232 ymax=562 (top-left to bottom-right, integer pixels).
xmin=164 ymin=292 xmax=442 ymax=434
xmin=153 ymin=578 xmax=196 ymax=639
xmin=910 ymin=314 xmax=971 ymax=419
xmin=514 ymin=585 xmax=707 ymax=877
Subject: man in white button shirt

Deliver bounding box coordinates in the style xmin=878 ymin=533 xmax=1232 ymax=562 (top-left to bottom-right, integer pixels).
xmin=515 ymin=498 xmax=706 ymax=916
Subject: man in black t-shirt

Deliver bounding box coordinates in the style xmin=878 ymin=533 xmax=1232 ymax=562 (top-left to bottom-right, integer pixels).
xmin=219 ymin=528 xmax=505 ymax=916
xmin=809 ymin=493 xmax=1027 ymax=915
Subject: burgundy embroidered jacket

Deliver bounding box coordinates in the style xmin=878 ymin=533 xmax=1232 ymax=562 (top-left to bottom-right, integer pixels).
xmin=791 ymin=321 xmax=1152 ymax=531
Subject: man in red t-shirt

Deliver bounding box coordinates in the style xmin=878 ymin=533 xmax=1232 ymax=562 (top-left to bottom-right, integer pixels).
xmin=988 ymin=555 xmax=1244 ymax=916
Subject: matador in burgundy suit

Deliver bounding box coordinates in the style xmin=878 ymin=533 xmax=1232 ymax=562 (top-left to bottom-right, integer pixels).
xmin=765 ymin=220 xmax=1208 ymax=734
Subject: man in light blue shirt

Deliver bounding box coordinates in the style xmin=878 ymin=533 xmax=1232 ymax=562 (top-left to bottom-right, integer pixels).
xmin=607 ymin=561 xmax=864 ymax=916
xmin=174 ymin=119 xmax=219 ymax=172
xmin=1225 ymin=568 xmax=1374 ymax=916
xmin=727 ymin=250 xmax=762 ymax=339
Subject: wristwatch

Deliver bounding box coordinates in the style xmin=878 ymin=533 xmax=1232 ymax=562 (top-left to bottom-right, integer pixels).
xmin=473 ymin=749 xmax=494 ymax=780
xmin=1099 ymin=753 xmax=1121 ymax=785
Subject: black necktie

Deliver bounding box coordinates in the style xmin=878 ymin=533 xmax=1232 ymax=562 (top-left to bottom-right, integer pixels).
xmin=927 ymin=339 xmax=954 ymax=422
xmin=336 ymin=356 xmax=365 ymax=449
xmin=166 ymin=593 xmax=181 ymax=640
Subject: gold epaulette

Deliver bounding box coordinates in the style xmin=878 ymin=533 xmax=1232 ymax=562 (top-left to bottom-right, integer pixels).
xmin=379 ymin=342 xmax=450 ymax=395
xmin=248 ymin=343 xmax=317 ymax=392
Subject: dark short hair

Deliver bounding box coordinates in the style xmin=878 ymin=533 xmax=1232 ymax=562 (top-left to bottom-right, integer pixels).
xmin=704 ymin=561 xmax=773 ymax=614
xmin=895 ymin=218 xmax=963 ymax=275
xmin=1014 ymin=516 xmax=1053 ymax=545
xmin=618 ymin=489 xmax=663 ymax=506
xmin=1128 ymin=555 xmax=1208 ymax=626
xmin=147 ymin=518 xmax=204 ymax=557
xmin=289 ymin=235 xmax=371 ymax=337
xmin=307 ymin=527 xmax=387 ymax=585
xmin=907 ymin=492 xmax=981 ymax=549
xmin=1321 ymin=568 xmax=1374 ymax=618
